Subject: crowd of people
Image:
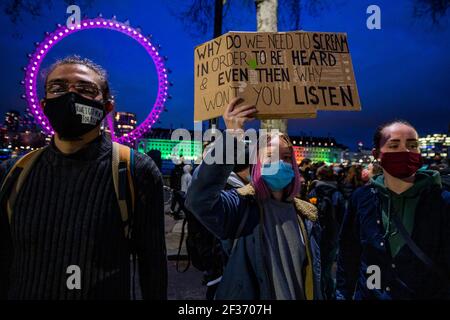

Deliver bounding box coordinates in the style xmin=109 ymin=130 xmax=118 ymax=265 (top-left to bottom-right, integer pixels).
xmin=0 ymin=55 xmax=449 ymax=300
xmin=182 ymin=98 xmax=450 ymax=300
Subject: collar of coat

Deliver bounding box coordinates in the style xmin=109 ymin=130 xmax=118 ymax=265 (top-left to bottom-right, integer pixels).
xmin=236 ymin=184 xmax=318 ymax=222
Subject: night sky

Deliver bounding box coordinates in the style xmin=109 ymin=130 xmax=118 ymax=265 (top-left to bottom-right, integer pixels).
xmin=0 ymin=0 xmax=449 ymax=150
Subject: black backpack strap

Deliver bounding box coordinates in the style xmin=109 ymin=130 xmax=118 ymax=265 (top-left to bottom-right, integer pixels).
xmin=0 ymin=167 xmax=22 ymax=216
xmin=112 ymin=142 xmax=136 ymax=239
xmin=0 ymin=148 xmax=46 ymax=223
xmin=392 ymin=215 xmax=449 ymax=284
xmin=176 ymin=217 xmax=190 ymax=273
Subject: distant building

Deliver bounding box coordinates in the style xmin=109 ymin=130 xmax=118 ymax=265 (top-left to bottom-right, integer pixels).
xmin=0 ymin=109 xmax=49 ymax=158
xmin=20 ymin=107 xmax=39 ymax=132
xmin=4 ymin=110 xmax=20 ymax=132
xmin=289 ymin=136 xmax=346 ymax=164
xmin=114 ymin=112 xmax=137 ymax=137
xmin=137 ymin=128 xmax=202 ymax=175
xmin=419 ymin=133 xmax=450 ymax=159
xmin=3 ymin=110 xmax=20 ymax=149
xmin=340 ymin=140 xmax=374 ymax=165
xmin=18 ymin=131 xmax=47 ymax=150
xmin=0 ymin=127 xmax=8 ymax=148
xmin=342 ymin=149 xmax=374 ymax=165
xmin=137 ymin=129 xmax=347 ymax=174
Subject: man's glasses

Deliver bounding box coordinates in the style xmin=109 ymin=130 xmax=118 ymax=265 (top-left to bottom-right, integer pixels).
xmin=46 ymin=80 xmax=101 ymax=100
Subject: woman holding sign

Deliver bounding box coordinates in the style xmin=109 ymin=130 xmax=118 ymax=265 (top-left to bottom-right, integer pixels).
xmin=185 ymin=98 xmax=322 ymax=300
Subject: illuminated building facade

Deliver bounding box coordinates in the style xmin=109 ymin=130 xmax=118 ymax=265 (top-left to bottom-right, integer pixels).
xmin=4 ymin=110 xmax=20 ymax=132
xmin=137 ymin=128 xmax=201 ymax=174
xmin=136 ymin=130 xmax=347 ymax=174
xmin=419 ymin=133 xmax=450 ymax=159
xmin=1 ymin=109 xmax=47 ymax=158
xmin=114 ymin=112 xmax=137 ymax=137
xmin=290 ymin=136 xmax=346 ymax=164
xmin=137 ymin=139 xmax=202 ymax=162
xmin=342 ymin=149 xmax=374 ymax=165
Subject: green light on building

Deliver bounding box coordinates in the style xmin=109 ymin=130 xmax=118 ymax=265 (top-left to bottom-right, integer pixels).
xmin=137 ymin=139 xmax=202 ymax=161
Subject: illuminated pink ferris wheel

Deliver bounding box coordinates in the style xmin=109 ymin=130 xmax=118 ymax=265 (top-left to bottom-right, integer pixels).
xmin=23 ymin=17 xmax=170 ymax=144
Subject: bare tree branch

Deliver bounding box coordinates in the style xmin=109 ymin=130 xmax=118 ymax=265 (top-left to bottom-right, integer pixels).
xmin=413 ymin=0 xmax=450 ymax=24
xmin=166 ymin=0 xmax=217 ymax=39
xmin=278 ymin=0 xmax=329 ymax=31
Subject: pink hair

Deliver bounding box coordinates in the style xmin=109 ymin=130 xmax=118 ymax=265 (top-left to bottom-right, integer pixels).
xmin=251 ymin=133 xmax=301 ymax=201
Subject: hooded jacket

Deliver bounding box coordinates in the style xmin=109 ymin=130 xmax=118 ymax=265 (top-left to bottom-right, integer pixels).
xmin=226 ymin=171 xmax=247 ymax=189
xmin=180 ymin=165 xmax=192 ymax=193
xmin=371 ymin=171 xmax=442 ymax=257
xmin=336 ymin=170 xmax=450 ymax=300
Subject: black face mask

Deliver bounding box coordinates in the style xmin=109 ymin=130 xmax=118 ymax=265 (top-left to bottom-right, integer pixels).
xmin=44 ymin=92 xmax=107 ymax=140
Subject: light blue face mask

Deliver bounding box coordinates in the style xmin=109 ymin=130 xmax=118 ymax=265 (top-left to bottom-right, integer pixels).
xmin=261 ymin=160 xmax=295 ymax=191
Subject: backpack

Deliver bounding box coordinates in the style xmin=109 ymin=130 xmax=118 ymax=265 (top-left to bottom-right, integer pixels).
xmin=176 ymin=208 xmax=224 ymax=273
xmin=310 ymin=187 xmax=341 ymax=248
xmin=0 ymin=142 xmax=135 ymax=238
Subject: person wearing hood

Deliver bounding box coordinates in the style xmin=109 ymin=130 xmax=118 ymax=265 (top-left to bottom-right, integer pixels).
xmin=308 ymin=165 xmax=345 ymax=300
xmin=170 ymin=157 xmax=185 ymax=220
xmin=185 ymin=97 xmax=322 ymax=300
xmin=336 ymin=120 xmax=450 ymax=300
xmin=226 ymin=167 xmax=250 ymax=189
xmin=200 ymin=147 xmax=252 ymax=300
xmin=181 ymin=164 xmax=193 ymax=193
xmin=225 ymin=145 xmax=251 ymax=190
xmin=169 ymin=163 xmax=192 ymax=219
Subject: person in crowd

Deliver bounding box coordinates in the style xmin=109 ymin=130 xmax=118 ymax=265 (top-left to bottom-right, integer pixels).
xmin=332 ymin=164 xmax=346 ymax=185
xmin=181 ymin=164 xmax=193 ymax=193
xmin=226 ymin=151 xmax=251 ymax=190
xmin=186 ymin=97 xmax=323 ymax=300
xmin=309 ymin=162 xmax=325 ymax=186
xmin=298 ymin=158 xmax=312 ymax=200
xmin=0 ymin=55 xmax=167 ymax=300
xmin=180 ymin=142 xmax=251 ymax=300
xmin=308 ymin=165 xmax=345 ymax=300
xmin=299 ymin=158 xmax=313 ymax=181
xmin=336 ymin=120 xmax=450 ymax=300
xmin=362 ymin=162 xmax=383 ymax=184
xmin=170 ymin=157 xmax=185 ymax=220
xmin=361 ymin=167 xmax=370 ymax=184
xmin=430 ymin=153 xmax=443 ymax=167
xmin=201 ymin=146 xmax=253 ymax=300
xmin=147 ymin=149 xmax=162 ymax=171
xmin=170 ymin=164 xmax=192 ymax=219
xmin=339 ymin=165 xmax=364 ymax=200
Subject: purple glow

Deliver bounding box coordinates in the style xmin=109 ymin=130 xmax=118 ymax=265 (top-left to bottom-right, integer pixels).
xmin=24 ymin=18 xmax=169 ymax=144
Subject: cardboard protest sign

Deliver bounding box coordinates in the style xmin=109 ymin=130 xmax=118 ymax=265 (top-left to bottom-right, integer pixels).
xmin=194 ymin=31 xmax=361 ymax=121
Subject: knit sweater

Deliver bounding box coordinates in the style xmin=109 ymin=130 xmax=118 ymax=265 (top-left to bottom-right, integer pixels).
xmin=0 ymin=133 xmax=167 ymax=300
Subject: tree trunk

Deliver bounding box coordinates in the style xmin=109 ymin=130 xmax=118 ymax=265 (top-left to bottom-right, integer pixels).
xmin=256 ymin=0 xmax=288 ymax=134
xmin=209 ymin=0 xmax=224 ymax=130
